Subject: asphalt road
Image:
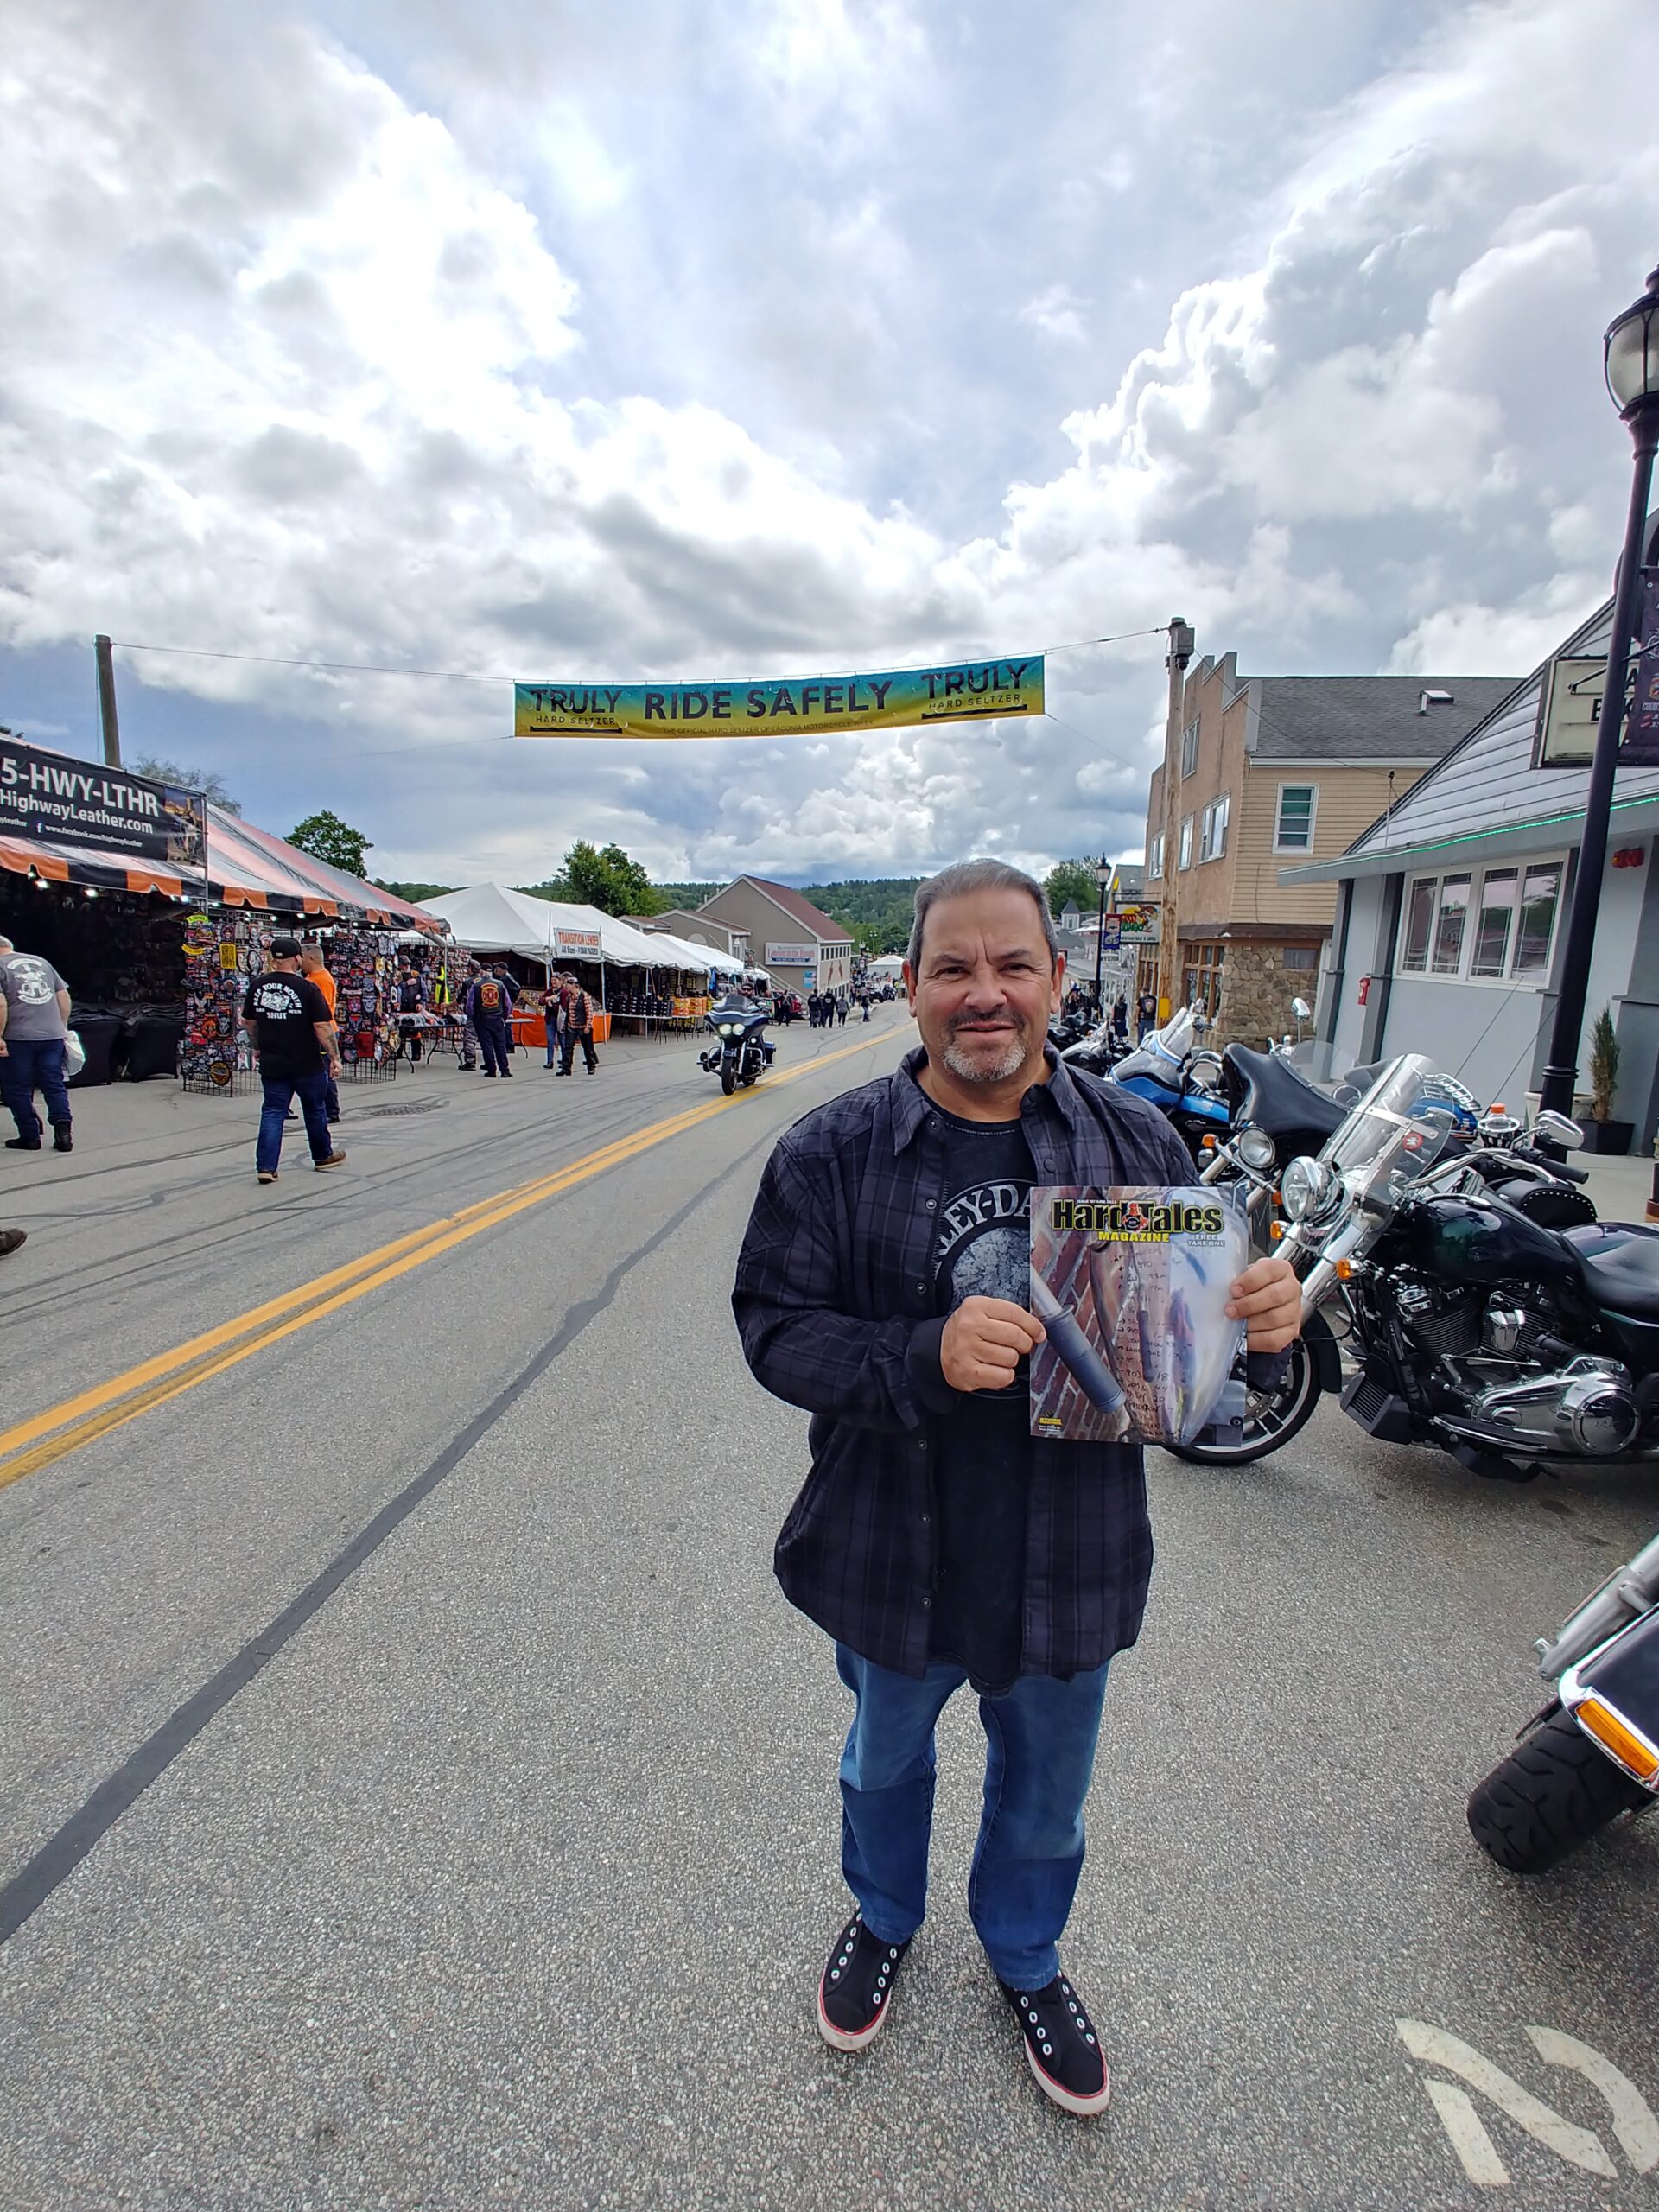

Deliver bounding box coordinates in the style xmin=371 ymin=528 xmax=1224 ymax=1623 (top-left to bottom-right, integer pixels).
xmin=1 ymin=1008 xmax=1656 ymax=2211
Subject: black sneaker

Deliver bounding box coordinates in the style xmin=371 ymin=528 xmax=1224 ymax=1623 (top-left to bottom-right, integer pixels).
xmin=4 ymin=1137 xmax=41 ymax=1150
xmin=1000 ymin=1969 xmax=1110 ymax=2117
xmin=817 ymin=1912 xmax=910 ymax=2053
xmin=53 ymin=1124 xmax=73 ymax=1152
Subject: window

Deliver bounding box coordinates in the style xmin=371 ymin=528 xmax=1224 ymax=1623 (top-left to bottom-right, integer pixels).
xmin=1183 ymin=942 xmax=1225 ymax=1017
xmin=1180 ymin=721 xmax=1200 ymax=778
xmin=1148 ymin=831 xmax=1164 ymax=880
xmin=1199 ymin=792 xmax=1230 ymax=861
xmin=1281 ymin=947 xmax=1319 ymax=971
xmin=1398 ymin=857 xmax=1565 ymax=983
xmin=1274 ymin=784 xmax=1318 ymax=850
xmin=1179 ymin=816 xmax=1194 ymax=871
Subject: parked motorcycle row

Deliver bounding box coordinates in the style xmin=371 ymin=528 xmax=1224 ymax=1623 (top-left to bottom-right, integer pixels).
xmin=1066 ymin=1002 xmax=1658 ymax=1878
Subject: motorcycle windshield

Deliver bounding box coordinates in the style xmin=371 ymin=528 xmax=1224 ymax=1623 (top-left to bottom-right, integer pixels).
xmin=1320 ymin=1053 xmax=1457 ymax=1211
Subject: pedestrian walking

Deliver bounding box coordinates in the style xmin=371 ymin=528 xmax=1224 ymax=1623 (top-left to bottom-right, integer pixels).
xmin=543 ymin=982 xmax=565 ymax=1069
xmin=240 ymin=937 xmax=345 ymax=1183
xmin=0 ymin=932 xmax=74 ymax=1154
xmin=733 ymin=859 xmax=1298 ymax=2117
xmin=467 ymin=966 xmax=514 ymax=1077
xmin=558 ymin=973 xmax=599 ymax=1075
xmin=1136 ymin=991 xmax=1157 ymax=1042
xmin=836 ymin=994 xmax=849 ymax=1027
xmin=301 ymin=941 xmax=341 ymax=1123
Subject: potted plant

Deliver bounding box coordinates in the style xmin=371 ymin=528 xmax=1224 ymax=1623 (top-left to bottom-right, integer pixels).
xmin=1581 ymin=1007 xmax=1633 ymax=1154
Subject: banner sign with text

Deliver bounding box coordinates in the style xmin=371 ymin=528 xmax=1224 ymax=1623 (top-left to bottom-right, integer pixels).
xmin=552 ymin=929 xmax=602 ymax=958
xmin=1620 ymin=570 xmax=1659 ymax=766
xmin=0 ymin=734 xmax=205 ymax=866
xmin=764 ymin=942 xmax=818 ymax=967
xmin=513 ymin=655 xmax=1045 ymax=741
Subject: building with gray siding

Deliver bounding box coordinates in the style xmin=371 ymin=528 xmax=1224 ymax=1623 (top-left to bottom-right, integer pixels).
xmin=1284 ymin=563 xmax=1659 ymax=1144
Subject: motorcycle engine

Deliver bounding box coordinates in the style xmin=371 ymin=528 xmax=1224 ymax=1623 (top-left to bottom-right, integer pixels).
xmin=1395 ymin=1277 xmax=1484 ymax=1357
xmin=1471 ymin=1356 xmax=1640 ymax=1455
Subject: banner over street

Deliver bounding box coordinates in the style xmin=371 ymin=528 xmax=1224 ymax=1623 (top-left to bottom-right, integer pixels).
xmin=513 ymin=656 xmax=1045 ymax=740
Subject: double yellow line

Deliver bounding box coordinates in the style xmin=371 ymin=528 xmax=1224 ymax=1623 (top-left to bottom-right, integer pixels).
xmin=0 ymin=1029 xmax=889 ymax=1491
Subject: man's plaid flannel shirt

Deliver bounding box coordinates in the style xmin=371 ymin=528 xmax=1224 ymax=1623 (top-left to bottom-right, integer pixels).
xmin=733 ymin=1046 xmax=1204 ymax=1681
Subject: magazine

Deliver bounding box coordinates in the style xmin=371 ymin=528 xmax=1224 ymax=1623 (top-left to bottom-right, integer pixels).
xmin=1029 ymin=1186 xmax=1249 ymax=1447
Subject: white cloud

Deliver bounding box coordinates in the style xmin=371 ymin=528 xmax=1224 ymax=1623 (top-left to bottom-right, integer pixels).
xmin=0 ymin=0 xmax=1655 ymax=890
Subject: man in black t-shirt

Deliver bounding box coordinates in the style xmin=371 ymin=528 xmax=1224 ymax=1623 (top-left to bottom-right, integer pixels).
xmin=240 ymin=937 xmax=345 ymax=1184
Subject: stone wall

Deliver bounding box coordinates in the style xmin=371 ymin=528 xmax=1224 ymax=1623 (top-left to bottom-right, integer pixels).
xmin=1215 ymin=944 xmax=1319 ymax=1048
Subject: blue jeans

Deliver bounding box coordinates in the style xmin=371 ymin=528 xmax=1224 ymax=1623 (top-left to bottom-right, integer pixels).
xmin=2 ymin=1036 xmax=72 ymax=1142
xmin=257 ymin=1071 xmax=333 ymax=1173
xmin=836 ymin=1643 xmax=1111 ymax=1991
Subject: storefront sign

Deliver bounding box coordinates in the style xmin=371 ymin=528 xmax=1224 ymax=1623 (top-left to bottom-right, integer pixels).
xmin=1113 ymin=905 xmax=1160 ymax=943
xmin=765 ymin=942 xmax=818 ymax=967
xmin=552 ymin=929 xmax=601 ymax=957
xmin=513 ymin=656 xmax=1046 ymax=741
xmin=0 ymin=734 xmax=205 ymax=865
xmin=1620 ymin=571 xmax=1659 ymax=766
xmin=1535 ymin=655 xmax=1610 ymax=765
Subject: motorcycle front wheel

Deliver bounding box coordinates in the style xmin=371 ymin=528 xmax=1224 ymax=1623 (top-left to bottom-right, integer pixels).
xmin=1466 ymin=1705 xmax=1649 ymax=1874
xmin=721 ymin=1065 xmax=736 ymax=1095
xmin=1165 ymin=1329 xmax=1324 ymax=1466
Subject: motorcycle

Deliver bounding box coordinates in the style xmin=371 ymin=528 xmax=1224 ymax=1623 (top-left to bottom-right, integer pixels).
xmin=1468 ymin=1529 xmax=1659 ymax=1872
xmin=698 ymin=1000 xmax=775 ymax=1094
xmin=1179 ymin=1054 xmax=1659 ymax=1477
xmin=1102 ymin=1006 xmax=1232 ymax=1160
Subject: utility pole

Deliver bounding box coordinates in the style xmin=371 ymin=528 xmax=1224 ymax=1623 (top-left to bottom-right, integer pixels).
xmin=1154 ymin=614 xmax=1195 ymax=1014
xmin=94 ymin=635 xmax=121 ymax=767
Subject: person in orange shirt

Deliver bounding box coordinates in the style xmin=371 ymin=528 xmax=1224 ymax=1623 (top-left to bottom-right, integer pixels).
xmin=301 ymin=941 xmax=341 ymax=1125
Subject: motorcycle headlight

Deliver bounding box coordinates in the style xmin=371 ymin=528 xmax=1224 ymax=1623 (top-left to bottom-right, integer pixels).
xmin=718 ymin=1022 xmax=742 ymax=1037
xmin=1281 ymin=1154 xmax=1337 ymax=1222
xmin=1236 ymin=1128 xmax=1277 ymax=1173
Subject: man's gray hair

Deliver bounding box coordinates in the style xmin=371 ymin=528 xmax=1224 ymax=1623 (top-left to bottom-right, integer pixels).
xmin=906 ymin=859 xmax=1060 ymax=974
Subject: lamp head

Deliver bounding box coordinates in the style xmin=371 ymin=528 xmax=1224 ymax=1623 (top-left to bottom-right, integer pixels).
xmin=1605 ymin=262 xmax=1659 ymax=419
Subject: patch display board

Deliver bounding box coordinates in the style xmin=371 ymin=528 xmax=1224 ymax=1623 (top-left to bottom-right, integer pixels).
xmin=181 ymin=909 xmax=258 ymax=1096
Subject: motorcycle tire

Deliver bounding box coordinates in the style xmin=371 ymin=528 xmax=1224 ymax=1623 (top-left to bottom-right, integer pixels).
xmin=721 ymin=1065 xmax=736 ymax=1096
xmin=1165 ymin=1329 xmax=1324 ymax=1466
xmin=1466 ymin=1704 xmax=1648 ymax=1874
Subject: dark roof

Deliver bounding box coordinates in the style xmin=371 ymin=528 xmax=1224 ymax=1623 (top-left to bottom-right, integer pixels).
xmin=724 ymin=874 xmax=848 ymax=941
xmin=1248 ymin=675 xmax=1520 ymax=762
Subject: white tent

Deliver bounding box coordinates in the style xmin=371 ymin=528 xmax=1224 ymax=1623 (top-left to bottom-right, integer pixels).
xmin=868 ymin=954 xmax=906 ymax=978
xmin=421 ymin=884 xmax=691 ymax=971
xmin=630 ymin=927 xmax=721 ymax=974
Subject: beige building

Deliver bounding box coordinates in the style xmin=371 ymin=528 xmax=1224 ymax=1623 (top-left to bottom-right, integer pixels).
xmin=696 ymin=876 xmax=854 ymax=998
xmin=1146 ymin=657 xmax=1518 ymax=1045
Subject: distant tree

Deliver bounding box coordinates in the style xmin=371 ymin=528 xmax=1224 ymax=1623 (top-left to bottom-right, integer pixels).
xmin=129 ymin=755 xmax=241 ymax=815
xmin=374 ymin=879 xmax=454 ymax=905
xmin=558 ymin=839 xmax=664 ymax=917
xmin=289 ymin=809 xmax=372 ymax=878
xmin=1043 ymin=859 xmax=1103 ymax=918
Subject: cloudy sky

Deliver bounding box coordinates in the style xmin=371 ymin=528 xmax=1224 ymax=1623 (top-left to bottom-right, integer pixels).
xmin=1 ymin=0 xmax=1654 ymax=888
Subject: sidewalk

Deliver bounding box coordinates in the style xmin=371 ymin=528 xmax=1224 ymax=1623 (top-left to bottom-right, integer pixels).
xmin=1576 ymin=1141 xmax=1656 ymax=1225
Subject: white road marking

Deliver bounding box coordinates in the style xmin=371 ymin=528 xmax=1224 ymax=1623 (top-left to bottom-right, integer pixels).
xmin=1421 ymin=2080 xmax=1510 ymax=2187
xmin=1527 ymin=2026 xmax=1659 ymax=2176
xmin=1396 ymin=2020 xmax=1618 ymax=2179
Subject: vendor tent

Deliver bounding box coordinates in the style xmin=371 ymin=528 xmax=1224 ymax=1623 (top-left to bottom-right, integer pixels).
xmin=0 ymin=799 xmax=441 ymax=930
xmin=422 ymin=885 xmax=694 ymax=970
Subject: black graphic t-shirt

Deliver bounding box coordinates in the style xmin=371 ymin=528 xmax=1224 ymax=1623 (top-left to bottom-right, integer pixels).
xmin=929 ymin=1109 xmax=1036 ymax=1695
xmin=241 ymin=973 xmax=329 ymax=1079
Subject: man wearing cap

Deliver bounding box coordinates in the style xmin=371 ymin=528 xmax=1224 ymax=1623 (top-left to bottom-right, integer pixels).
xmin=0 ymin=932 xmax=74 ymax=1154
xmin=240 ymin=937 xmax=345 ymax=1184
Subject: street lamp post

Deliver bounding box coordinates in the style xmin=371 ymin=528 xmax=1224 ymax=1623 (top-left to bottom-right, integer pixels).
xmin=1092 ymin=855 xmax=1111 ymax=1011
xmin=1538 ymin=261 xmax=1659 ymax=1120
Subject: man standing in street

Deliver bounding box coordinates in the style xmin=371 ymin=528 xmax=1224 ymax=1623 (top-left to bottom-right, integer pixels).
xmin=0 ymin=933 xmax=74 ymax=1154
xmin=558 ymin=972 xmax=599 ymax=1076
xmin=301 ymin=940 xmax=341 ymax=1124
xmin=240 ymin=937 xmax=345 ymax=1184
xmin=467 ymin=964 xmax=514 ymax=1077
xmin=396 ymin=963 xmax=428 ymax=1062
xmin=734 ymin=860 xmax=1298 ymax=2118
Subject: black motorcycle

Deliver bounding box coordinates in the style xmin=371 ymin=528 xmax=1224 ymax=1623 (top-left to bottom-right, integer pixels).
xmin=699 ymin=1000 xmax=774 ymax=1094
xmin=1186 ymin=1054 xmax=1659 ymax=1478
xmin=1468 ymin=1528 xmax=1659 ymax=1872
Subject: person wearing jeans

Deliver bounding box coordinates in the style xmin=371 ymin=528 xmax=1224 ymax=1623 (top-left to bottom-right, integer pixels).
xmin=240 ymin=936 xmax=346 ymax=1185
xmin=0 ymin=934 xmax=74 ymax=1154
xmin=734 ymin=860 xmax=1300 ymax=2119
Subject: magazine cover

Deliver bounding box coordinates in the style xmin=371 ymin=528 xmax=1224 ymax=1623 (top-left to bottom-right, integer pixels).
xmin=1029 ymin=1186 xmax=1249 ymax=1446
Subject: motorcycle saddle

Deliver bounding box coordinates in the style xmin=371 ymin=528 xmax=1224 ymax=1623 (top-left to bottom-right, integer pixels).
xmin=1565 ymin=1223 xmax=1659 ymax=1319
xmin=1224 ymin=1046 xmax=1347 ymax=1141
